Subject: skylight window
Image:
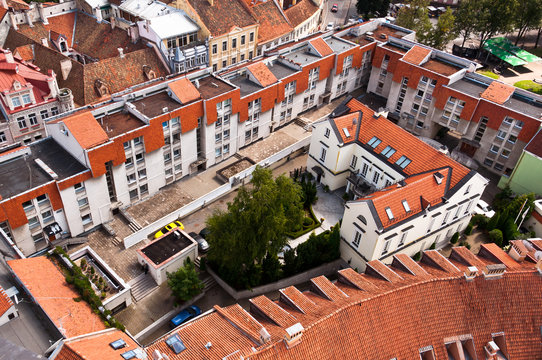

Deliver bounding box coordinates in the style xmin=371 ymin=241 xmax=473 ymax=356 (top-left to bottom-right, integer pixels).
xmin=395 ymin=155 xmax=412 ymax=169
xmin=121 ymin=350 xmax=136 ymax=360
xmin=402 ymin=200 xmax=410 ymax=212
xmin=166 ymin=334 xmax=186 ymax=354
xmin=110 ymin=339 xmax=127 ymax=350
xmin=381 ymin=146 xmax=396 ymax=159
xmin=343 ymin=128 xmax=351 ymax=138
xmin=385 ymin=207 xmax=394 ymax=220
xmin=367 ymin=136 xmax=382 ymax=148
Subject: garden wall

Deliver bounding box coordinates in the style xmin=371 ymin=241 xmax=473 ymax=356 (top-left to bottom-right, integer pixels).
xmin=207 ymin=258 xmax=347 ymax=300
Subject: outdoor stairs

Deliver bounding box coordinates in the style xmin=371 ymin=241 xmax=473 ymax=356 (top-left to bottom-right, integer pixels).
xmin=119 ymin=208 xmax=143 ymax=233
xmin=129 ymin=273 xmax=158 ymax=302
xmin=202 ymin=276 xmax=216 ymax=291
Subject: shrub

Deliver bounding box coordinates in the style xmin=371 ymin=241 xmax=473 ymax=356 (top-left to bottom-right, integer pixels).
xmin=464 ymin=223 xmax=473 ymax=235
xmin=465 ymin=242 xmax=471 ymax=250
xmin=90 ymin=266 xmax=95 ymax=275
xmin=342 ymin=193 xmax=350 ymax=201
xmin=323 ymin=185 xmax=330 ymax=193
xmin=199 ymin=257 xmax=207 ymax=272
xmin=486 ymin=212 xmax=500 ymax=231
xmin=412 ymin=252 xmax=421 ymax=261
xmin=303 ymin=217 xmax=314 ymax=227
xmin=100 ymin=292 xmax=106 ymax=299
xmin=98 ymin=277 xmax=104 ymax=283
xmin=489 ymin=229 xmax=503 ymax=247
xmin=450 ymin=232 xmax=459 ymax=244
xmin=429 ymin=242 xmax=436 ymax=250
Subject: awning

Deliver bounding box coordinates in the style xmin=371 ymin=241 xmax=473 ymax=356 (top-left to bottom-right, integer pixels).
xmin=43 ymin=223 xmax=62 ymax=236
xmin=483 ymin=37 xmax=541 ymax=66
xmin=311 ymin=166 xmax=324 ymax=175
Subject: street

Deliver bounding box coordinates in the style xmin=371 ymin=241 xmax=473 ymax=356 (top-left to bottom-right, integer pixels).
xmin=322 ymin=0 xmax=358 ymax=30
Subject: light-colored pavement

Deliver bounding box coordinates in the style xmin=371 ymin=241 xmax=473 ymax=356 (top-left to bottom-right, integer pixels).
xmin=322 ymin=0 xmax=357 ymax=29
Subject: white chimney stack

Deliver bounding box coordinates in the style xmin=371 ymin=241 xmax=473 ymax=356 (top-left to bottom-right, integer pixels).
xmin=118 ymin=47 xmax=125 ymax=58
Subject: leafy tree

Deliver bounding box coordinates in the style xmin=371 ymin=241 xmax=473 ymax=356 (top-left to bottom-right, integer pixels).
xmin=206 ymin=166 xmax=304 ymax=289
xmin=453 ymin=0 xmax=478 ymax=47
xmin=487 ymin=212 xmax=500 ymax=231
xmin=300 ymin=178 xmax=318 ymax=209
xmin=514 ymin=0 xmax=542 ymax=45
xmin=489 ymin=229 xmax=503 ymax=247
xmin=395 ymin=0 xmax=432 ymax=43
xmin=493 ymin=185 xmax=513 ymax=211
xmin=424 ymin=8 xmax=457 ymax=50
xmin=356 ymin=0 xmax=390 ymax=19
xmin=502 ymin=218 xmax=519 ymax=245
xmin=167 ymin=258 xmax=204 ymax=303
xmin=261 ymin=253 xmax=281 ymax=284
xmin=282 ymin=248 xmax=297 ymax=277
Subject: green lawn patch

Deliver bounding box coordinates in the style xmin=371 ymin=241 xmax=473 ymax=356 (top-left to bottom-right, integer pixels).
xmin=477 ymin=69 xmax=499 ymax=79
xmin=514 ymin=80 xmax=542 ymax=95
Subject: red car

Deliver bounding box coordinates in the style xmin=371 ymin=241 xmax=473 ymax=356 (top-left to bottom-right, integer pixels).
xmin=331 ymin=4 xmax=338 ymax=12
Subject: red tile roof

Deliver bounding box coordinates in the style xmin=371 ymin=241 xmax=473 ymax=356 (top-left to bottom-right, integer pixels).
xmin=168 ymin=77 xmax=201 ymax=104
xmin=251 ymin=0 xmax=293 ymax=44
xmin=187 ymin=0 xmax=257 ymax=37
xmin=284 ymin=0 xmax=319 ymax=28
xmin=63 ymin=111 xmax=109 ymax=149
xmin=309 ymin=37 xmax=333 ymax=57
xmin=402 ymin=45 xmax=431 ymax=65
xmin=480 ymin=81 xmax=515 ymax=104
xmin=525 ymin=128 xmax=542 ymax=158
xmin=247 ymin=61 xmax=278 ymax=87
xmin=0 ymin=285 xmax=13 ymax=318
xmin=8 ymin=257 xmax=106 ymax=338
xmin=54 ymin=329 xmax=142 ymax=360
xmin=14 ymin=45 xmax=33 ymax=62
xmin=7 ymin=0 xmax=29 ymax=10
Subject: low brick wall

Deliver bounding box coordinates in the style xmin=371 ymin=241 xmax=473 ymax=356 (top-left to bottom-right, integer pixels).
xmin=207 ymin=258 xmax=347 ymax=300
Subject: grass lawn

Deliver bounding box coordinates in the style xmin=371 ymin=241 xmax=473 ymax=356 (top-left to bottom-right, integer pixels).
xmin=514 ymin=80 xmax=542 ymax=95
xmin=477 ymin=69 xmax=499 ymax=79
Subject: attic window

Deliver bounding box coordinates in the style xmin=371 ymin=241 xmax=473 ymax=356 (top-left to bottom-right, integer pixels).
xmin=419 ymin=345 xmax=436 ymax=360
xmin=395 ymin=156 xmax=411 ymax=169
xmin=166 ymin=334 xmax=186 ymax=354
xmin=433 ymin=172 xmax=444 ymax=185
xmin=385 ymin=207 xmax=394 ymax=220
xmin=357 ymin=215 xmax=367 ymax=225
xmin=121 ymin=350 xmax=136 ymax=359
xmin=343 ymin=128 xmax=351 ymax=138
xmin=367 ymin=136 xmax=382 ymax=148
xmin=402 ymin=200 xmax=410 ymax=212
xmin=109 ymin=339 xmax=127 ymax=350
xmin=381 ymin=146 xmax=396 ymax=158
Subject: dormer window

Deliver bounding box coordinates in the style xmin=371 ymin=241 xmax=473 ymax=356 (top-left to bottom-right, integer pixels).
xmin=385 ymin=207 xmax=394 ymax=220
xmin=59 ymin=40 xmax=67 ymax=52
xmin=12 ymin=96 xmax=21 ymax=108
xmin=402 ymin=200 xmax=410 ymax=212
xmin=13 ymin=81 xmax=21 ymax=91
xmin=22 ymin=94 xmax=32 ymax=105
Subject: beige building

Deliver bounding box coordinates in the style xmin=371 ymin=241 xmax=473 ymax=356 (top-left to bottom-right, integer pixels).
xmin=173 ymin=0 xmax=259 ymax=71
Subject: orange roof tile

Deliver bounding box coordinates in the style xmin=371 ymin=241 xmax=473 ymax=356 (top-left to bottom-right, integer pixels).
xmin=55 ymin=329 xmax=141 ymax=360
xmin=279 ymin=286 xmax=317 ymax=314
xmin=310 ymin=276 xmax=348 ymax=301
xmin=284 ymin=0 xmax=319 ymax=28
xmin=249 ymin=295 xmax=297 ymax=327
xmin=168 ymin=77 xmax=200 ymax=104
xmin=214 ymin=304 xmax=265 ymax=344
xmin=14 ymin=45 xmax=33 ymax=62
xmin=392 ymin=254 xmax=430 ymax=277
xmin=450 ymin=246 xmax=487 ymax=269
xmin=366 ymin=260 xmax=404 ymax=282
xmin=479 ymin=243 xmax=521 ymax=269
xmin=0 ymin=285 xmax=13 ymax=318
xmin=421 ymin=250 xmax=461 ymax=274
xmin=402 ymin=45 xmax=431 ymax=65
xmin=8 ymin=257 xmax=105 ymax=338
xmin=251 ymin=0 xmax=293 ymax=44
xmin=337 ymin=268 xmax=379 ymax=292
xmin=309 ymin=37 xmax=333 ymax=57
xmin=63 ymin=111 xmax=109 ymax=149
xmin=480 ymin=81 xmax=515 ymax=104
xmin=246 ymin=61 xmax=278 ymax=88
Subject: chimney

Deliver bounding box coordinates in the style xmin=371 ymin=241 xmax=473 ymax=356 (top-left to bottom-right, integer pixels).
xmin=259 ymin=327 xmax=271 ymax=344
xmin=194 ymin=79 xmax=200 ymax=88
xmin=9 ymin=12 xmax=17 ymax=30
xmin=284 ymin=323 xmax=303 ymax=349
xmin=508 ymin=240 xmax=527 ymax=262
xmin=0 ymin=0 xmax=7 ymax=9
xmin=2 ymin=49 xmax=14 ymax=63
xmin=464 ymin=266 xmax=478 ymax=282
xmin=25 ymin=10 xmax=33 ymax=27
xmin=118 ymin=48 xmax=125 ymax=58
xmin=483 ymin=264 xmax=506 ymax=279
xmin=94 ymin=7 xmax=103 ymax=22
xmin=110 ymin=17 xmax=116 ymax=30
xmin=38 ymin=3 xmax=48 ymax=25
xmin=41 ymin=38 xmax=48 ymax=47
xmin=484 ymin=341 xmax=499 ymax=360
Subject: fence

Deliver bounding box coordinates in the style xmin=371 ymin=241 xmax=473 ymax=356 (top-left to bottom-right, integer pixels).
xmin=123 ymin=136 xmax=311 ymax=248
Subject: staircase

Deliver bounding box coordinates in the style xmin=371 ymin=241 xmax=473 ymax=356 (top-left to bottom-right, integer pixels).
xmin=129 ymin=273 xmax=158 ymax=302
xmin=202 ymin=276 xmax=216 ymax=291
xmin=119 ymin=208 xmax=143 ymax=233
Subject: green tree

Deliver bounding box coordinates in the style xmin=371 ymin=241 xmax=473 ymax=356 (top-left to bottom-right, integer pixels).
xmin=206 ymin=166 xmax=304 ymax=289
xmin=167 ymin=258 xmax=204 ymax=303
xmin=261 ymin=253 xmax=281 ymax=284
xmin=395 ymin=0 xmax=432 ymax=43
xmin=356 ymin=0 xmax=390 ymax=19
xmin=514 ymin=0 xmax=542 ymax=45
xmin=453 ymin=0 xmax=478 ymax=47
xmin=300 ymin=178 xmax=318 ymax=209
xmin=425 ymin=8 xmax=457 ymax=50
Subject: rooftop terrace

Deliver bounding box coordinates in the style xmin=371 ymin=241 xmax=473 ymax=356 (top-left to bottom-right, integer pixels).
xmin=267 ymin=61 xmax=298 ymax=79
xmin=229 ymin=74 xmax=262 ymax=97
xmin=422 ymin=58 xmax=462 ymax=76
xmin=140 ymin=231 xmax=194 ymax=265
xmin=97 ymin=111 xmax=146 ymax=138
xmin=133 ymin=92 xmax=184 ymax=119
xmin=196 ymin=76 xmax=235 ymax=99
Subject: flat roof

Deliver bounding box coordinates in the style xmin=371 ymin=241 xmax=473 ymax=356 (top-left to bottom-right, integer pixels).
xmin=325 ymin=37 xmax=356 ymax=53
xmin=372 ymin=25 xmax=409 ymax=41
xmin=97 ymin=111 xmax=146 ymax=138
xmin=268 ymin=61 xmax=298 ymax=79
xmin=422 ymin=58 xmax=462 ymax=76
xmin=133 ymin=92 xmax=183 ymax=119
xmin=340 ymin=33 xmax=374 ymax=47
xmin=382 ymin=43 xmax=409 ymax=54
xmin=196 ymin=76 xmax=236 ymax=99
xmin=229 ymin=75 xmax=261 ymax=97
xmin=140 ymin=231 xmax=193 ymax=265
xmin=283 ymin=47 xmax=321 ymax=66
xmin=0 ymin=138 xmax=87 ymax=199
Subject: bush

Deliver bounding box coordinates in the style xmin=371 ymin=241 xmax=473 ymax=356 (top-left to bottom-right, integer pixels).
xmin=450 ymin=232 xmax=460 ymax=244
xmin=489 ymin=229 xmax=503 ymax=247
xmin=412 ymin=252 xmax=421 ymax=261
xmin=464 ymin=223 xmax=473 ymax=235
xmin=487 ymin=212 xmax=500 ymax=231
xmin=303 ymin=217 xmax=314 ymax=227
xmin=199 ymin=257 xmax=207 ymax=271
xmin=514 ymin=80 xmax=542 ymax=95
xmin=429 ymin=242 xmax=436 ymax=250
xmin=323 ymin=185 xmax=330 ymax=193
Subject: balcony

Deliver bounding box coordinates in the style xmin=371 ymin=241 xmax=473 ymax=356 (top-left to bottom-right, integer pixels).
xmin=346 ymin=173 xmax=375 ymax=199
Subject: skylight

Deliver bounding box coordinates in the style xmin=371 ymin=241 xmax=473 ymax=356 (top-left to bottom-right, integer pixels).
xmin=110 ymin=339 xmax=127 ymax=350
xmin=402 ymin=200 xmax=410 ymax=212
xmin=367 ymin=136 xmax=382 ymax=148
xmin=385 ymin=207 xmax=394 ymax=220
xmin=121 ymin=350 xmax=136 ymax=360
xmin=166 ymin=334 xmax=186 ymax=354
xmin=343 ymin=128 xmax=351 ymax=138
xmin=395 ymin=155 xmax=412 ymax=169
xmin=381 ymin=146 xmax=396 ymax=159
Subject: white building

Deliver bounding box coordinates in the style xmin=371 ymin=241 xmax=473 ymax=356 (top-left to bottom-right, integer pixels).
xmin=307 ymin=97 xmax=488 ymax=270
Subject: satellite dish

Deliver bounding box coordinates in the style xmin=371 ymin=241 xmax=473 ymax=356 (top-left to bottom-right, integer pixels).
xmin=534 ymin=251 xmax=542 ymax=261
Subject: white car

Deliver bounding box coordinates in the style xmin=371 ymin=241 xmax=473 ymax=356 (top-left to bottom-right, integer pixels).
xmin=326 ymin=22 xmax=334 ymax=31
xmin=474 ymin=199 xmax=495 ymax=218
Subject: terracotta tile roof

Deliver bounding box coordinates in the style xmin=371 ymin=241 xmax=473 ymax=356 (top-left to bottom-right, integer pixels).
xmin=246 ymin=61 xmax=278 ymax=87
xmin=310 ymin=276 xmax=348 ymax=301
xmin=525 ymin=128 xmax=542 ymax=157
xmin=340 ymin=98 xmax=470 ymax=188
xmin=478 ymin=243 xmax=521 ymax=269
xmin=450 ymin=246 xmax=487 ymax=269
xmin=63 ymin=111 xmax=109 ymax=149
xmin=14 ymin=45 xmax=33 ymax=62
xmin=0 ymin=7 xmax=8 ymax=21
xmin=309 ymin=37 xmax=333 ymax=57
xmin=366 ymin=260 xmax=404 ymax=282
xmin=55 ymin=329 xmax=142 ymax=360
xmin=168 ymin=77 xmax=201 ymax=104
xmin=17 ymin=12 xmax=76 ymax=49
xmin=187 ymin=0 xmax=257 ymax=37
xmin=402 ymin=45 xmax=431 ymax=65
xmin=421 ymin=250 xmax=461 ymax=274
xmin=249 ymin=295 xmax=297 ymax=327
xmin=251 ymin=0 xmax=293 ymax=43
xmin=214 ymin=304 xmax=265 ymax=343
xmin=284 ymin=0 xmax=319 ymax=28
xmin=391 ymin=253 xmax=430 ymax=277
xmin=480 ymin=81 xmax=515 ymax=104
xmin=337 ymin=268 xmax=379 ymax=292
xmin=0 ymin=285 xmax=13 ymax=318
xmin=7 ymin=257 xmax=105 ymax=338
xmin=7 ymin=0 xmax=29 ymax=10
xmin=279 ymin=286 xmax=317 ymax=314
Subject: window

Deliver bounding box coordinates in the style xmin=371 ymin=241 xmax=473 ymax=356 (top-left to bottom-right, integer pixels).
xmin=0 ymin=132 xmax=6 ymax=143
xmin=381 ymin=146 xmax=396 ymax=158
xmin=367 ymin=136 xmax=381 ymax=148
xmin=398 ymin=232 xmax=407 ymax=246
xmin=231 ymin=57 xmax=236 ymax=64
xmin=138 ymin=168 xmax=147 ymax=178
xmin=324 ymin=128 xmax=330 ymax=138
xmin=222 ymin=60 xmax=227 ymax=68
xmin=37 ymin=194 xmax=48 ymax=205
xmin=27 ymin=113 xmax=38 ymax=126
xmin=232 ymin=38 xmax=237 ymax=48
xmin=212 ymin=44 xmax=217 ymax=54
xmin=353 ymin=231 xmax=362 ymax=247
xmin=514 ymin=120 xmax=524 ymax=129
xmin=17 ymin=117 xmax=27 ymax=129
xmin=372 ymin=171 xmax=380 ymax=184
xmin=74 ymin=182 xmax=85 ymax=193
xmin=28 ymin=216 xmax=40 ymax=229
xmin=125 ymin=157 xmax=134 ymax=168
xmin=41 ymin=210 xmax=53 ymax=223
xmin=395 ymin=156 xmax=411 ymax=169
xmin=453 ymin=205 xmax=462 ymax=219
xmin=464 ymin=184 xmax=471 ymax=195
xmin=223 ymin=129 xmax=230 ymax=140
xmin=32 ymin=233 xmax=44 ymax=243
xmin=140 ymin=183 xmax=148 ymax=195
xmin=500 ymin=149 xmax=510 ymax=158
xmin=507 ymin=135 xmax=517 ymax=144
xmin=22 ymin=94 xmax=32 ymax=105
xmin=51 ymin=107 xmax=59 ymax=116
xmin=503 ymin=117 xmax=513 ymax=125
xmin=127 ymin=173 xmax=136 ymax=184
xmin=175 ymin=164 xmax=182 ymax=173
xmin=385 ymin=207 xmax=393 ymax=220
xmin=12 ymin=97 xmax=21 ymax=107
xmin=253 ymin=127 xmax=258 ymax=137
xmin=135 ymin=153 xmax=144 ymax=163
xmin=124 ymin=141 xmax=130 ymax=149
xmin=441 ymin=212 xmax=450 ymax=226
xmin=133 ymin=136 xmax=142 ymax=145
xmin=402 ymin=200 xmax=410 ymax=212
xmin=483 ymin=158 xmax=494 ymax=166
xmin=81 ymin=214 xmax=92 ymax=225
xmin=163 ymin=152 xmax=171 ymax=162
xmin=223 ymin=143 xmax=230 ymax=154
xmin=489 ymin=144 xmax=499 ymax=154
xmin=40 ymin=110 xmax=49 ymax=120
xmin=215 ymin=147 xmax=222 ymax=157
xmin=494 ymin=163 xmax=504 ymax=171
xmin=77 ymin=197 xmax=88 ymax=208
xmin=249 ymin=51 xmax=253 ymax=59
xmin=222 ymin=41 xmax=227 ymax=51
xmin=249 ymin=32 xmax=254 ymax=42
xmin=361 ymin=163 xmax=369 ymax=177
xmin=381 ymin=239 xmax=391 ymax=256
xmin=496 ymin=130 xmax=506 ymax=140
xmin=173 ymin=149 xmax=181 ymax=159
xmin=319 ymin=147 xmax=327 ymax=162
xmin=241 ymin=35 xmax=246 ymax=45
xmin=215 ymin=133 xmax=222 ymax=143
xmin=213 ymin=64 xmax=217 ymax=72
xmin=162 ymin=120 xmax=169 ymax=129
xmin=350 ymin=155 xmax=358 ymax=168
xmin=22 ymin=200 xmax=34 ymax=211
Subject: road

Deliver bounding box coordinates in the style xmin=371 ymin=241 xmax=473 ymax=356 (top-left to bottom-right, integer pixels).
xmin=322 ymin=0 xmax=358 ymax=30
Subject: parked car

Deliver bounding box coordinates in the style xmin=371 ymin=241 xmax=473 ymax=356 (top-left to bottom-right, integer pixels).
xmin=474 ymin=199 xmax=495 ymax=218
xmin=199 ymin=227 xmax=210 ymax=239
xmin=170 ymin=305 xmax=201 ymax=328
xmin=331 ymin=3 xmax=338 ymax=12
xmin=154 ymin=220 xmax=184 ymax=239
xmin=189 ymin=231 xmax=210 ymax=252
xmin=326 ymin=22 xmax=334 ymax=31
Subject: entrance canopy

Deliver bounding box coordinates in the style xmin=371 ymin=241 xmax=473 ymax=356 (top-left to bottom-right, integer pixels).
xmin=483 ymin=37 xmax=541 ymax=66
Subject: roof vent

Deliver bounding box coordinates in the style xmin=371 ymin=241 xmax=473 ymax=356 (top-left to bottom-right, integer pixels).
xmin=35 ymin=158 xmax=58 ymax=180
xmin=508 ymin=240 xmax=527 ymax=262
xmin=259 ymin=327 xmax=271 ymax=344
xmin=151 ymin=350 xmax=167 ymax=360
xmin=484 ymin=341 xmax=499 ymax=357
xmin=284 ymin=323 xmax=304 ymax=349
xmin=464 ymin=266 xmax=478 ymax=281
xmin=162 ymin=107 xmax=169 ymax=113
xmin=433 ymin=172 xmax=444 ymax=185
xmin=483 ymin=263 xmax=506 ymax=279
xmin=194 ymin=79 xmax=200 ymax=88
xmin=205 ymin=342 xmax=212 ymax=349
